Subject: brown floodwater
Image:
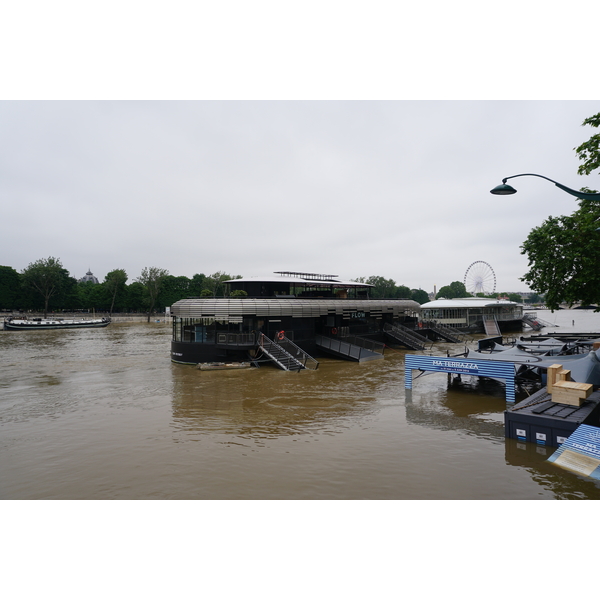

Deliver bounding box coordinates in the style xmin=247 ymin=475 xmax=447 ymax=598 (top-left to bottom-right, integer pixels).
xmin=2 ymin=309 xmax=600 ymax=499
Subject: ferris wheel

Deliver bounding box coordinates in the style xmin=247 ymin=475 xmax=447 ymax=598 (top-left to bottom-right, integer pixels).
xmin=464 ymin=261 xmax=496 ymax=295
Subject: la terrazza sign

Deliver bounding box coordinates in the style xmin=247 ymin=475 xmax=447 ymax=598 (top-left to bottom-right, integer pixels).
xmin=431 ymin=360 xmax=479 ymax=374
xmin=404 ymin=354 xmax=517 ymax=402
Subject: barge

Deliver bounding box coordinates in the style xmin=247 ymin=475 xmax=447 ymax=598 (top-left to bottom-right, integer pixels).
xmin=4 ymin=316 xmax=111 ymax=330
xmin=419 ymin=297 xmax=525 ymax=334
xmin=170 ymin=271 xmax=421 ymax=368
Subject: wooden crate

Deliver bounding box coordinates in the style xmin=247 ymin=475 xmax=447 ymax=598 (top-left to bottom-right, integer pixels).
xmin=552 ymin=380 xmax=593 ymax=407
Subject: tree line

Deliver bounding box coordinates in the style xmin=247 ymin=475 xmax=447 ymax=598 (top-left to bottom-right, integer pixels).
xmin=433 ymin=280 xmax=538 ymax=304
xmin=1 ymin=263 xmax=436 ymax=318
xmin=1 ymin=259 xmax=542 ymax=323
xmin=0 ymin=258 xmax=241 ymax=320
xmin=352 ymin=276 xmax=430 ymax=303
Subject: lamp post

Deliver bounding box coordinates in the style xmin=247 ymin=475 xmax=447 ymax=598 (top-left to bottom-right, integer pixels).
xmin=490 ymin=173 xmax=600 ymax=201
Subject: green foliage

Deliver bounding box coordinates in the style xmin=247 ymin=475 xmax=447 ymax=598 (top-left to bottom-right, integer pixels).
xmin=396 ymin=284 xmax=412 ymax=299
xmin=205 ymin=271 xmax=239 ymax=297
xmin=575 ymin=113 xmax=600 ymax=177
xmin=524 ymin=292 xmax=543 ymax=304
xmin=104 ymin=269 xmax=128 ymax=314
xmin=77 ymin=281 xmax=106 ymax=311
xmin=436 ymin=281 xmax=470 ymax=299
xmin=21 ymin=256 xmax=74 ymax=317
xmin=189 ymin=273 xmax=206 ymax=296
xmin=230 ymin=289 xmax=248 ymax=298
xmin=157 ymin=275 xmax=192 ymax=308
xmin=0 ymin=266 xmax=21 ymax=309
xmin=521 ymin=198 xmax=600 ymax=310
xmin=411 ymin=289 xmax=430 ymax=304
xmin=125 ymin=281 xmax=146 ymax=311
xmin=136 ymin=267 xmax=170 ymax=321
xmin=354 ymin=276 xmax=414 ymax=299
xmin=0 ymin=262 xmax=253 ymax=313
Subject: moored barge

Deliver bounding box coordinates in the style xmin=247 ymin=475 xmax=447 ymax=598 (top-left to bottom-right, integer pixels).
xmin=4 ymin=316 xmax=111 ymax=330
xmin=170 ymin=271 xmax=421 ymax=367
xmin=419 ymin=297 xmax=524 ymax=334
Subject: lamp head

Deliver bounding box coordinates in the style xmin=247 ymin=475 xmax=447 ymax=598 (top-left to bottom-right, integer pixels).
xmin=490 ymin=182 xmax=517 ymax=195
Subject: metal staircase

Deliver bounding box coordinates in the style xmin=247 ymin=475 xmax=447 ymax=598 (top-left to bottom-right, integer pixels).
xmin=483 ymin=316 xmax=501 ymax=336
xmin=522 ymin=312 xmax=554 ymax=331
xmin=421 ymin=320 xmax=465 ymax=343
xmin=383 ymin=323 xmax=428 ymax=351
xmin=257 ymin=333 xmax=318 ymax=371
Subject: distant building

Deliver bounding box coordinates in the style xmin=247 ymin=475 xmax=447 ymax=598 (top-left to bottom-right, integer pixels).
xmin=79 ymin=269 xmax=99 ymax=284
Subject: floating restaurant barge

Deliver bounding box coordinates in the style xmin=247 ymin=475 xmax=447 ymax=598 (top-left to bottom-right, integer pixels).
xmin=170 ymin=271 xmax=421 ymax=368
xmin=419 ymin=297 xmax=526 ymax=335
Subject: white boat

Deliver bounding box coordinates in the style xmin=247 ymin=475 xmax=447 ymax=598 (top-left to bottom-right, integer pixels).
xmin=3 ymin=316 xmax=111 ymax=330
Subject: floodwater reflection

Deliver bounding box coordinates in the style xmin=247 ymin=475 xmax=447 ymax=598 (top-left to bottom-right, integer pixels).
xmin=170 ymin=359 xmax=389 ymax=438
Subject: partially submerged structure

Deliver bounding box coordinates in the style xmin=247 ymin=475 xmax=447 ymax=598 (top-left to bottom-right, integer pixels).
xmin=419 ymin=297 xmax=525 ymax=334
xmin=170 ymin=271 xmax=421 ymax=368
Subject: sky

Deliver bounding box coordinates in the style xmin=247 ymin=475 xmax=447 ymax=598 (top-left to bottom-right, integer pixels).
xmin=3 ymin=100 xmax=598 ymax=295
xmin=2 ymin=3 xmax=599 ymax=297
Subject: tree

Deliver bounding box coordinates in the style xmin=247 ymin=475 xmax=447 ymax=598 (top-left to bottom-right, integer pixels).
xmin=157 ymin=275 xmax=191 ymax=308
xmin=521 ymin=112 xmax=600 ymax=310
xmin=77 ymin=280 xmax=106 ymax=312
xmin=0 ymin=266 xmax=21 ymax=310
xmin=521 ymin=198 xmax=600 ymax=309
xmin=575 ymin=113 xmax=600 ymax=177
xmin=524 ymin=292 xmax=542 ymax=305
xmin=21 ymin=257 xmax=71 ymax=317
xmin=104 ymin=269 xmax=128 ymax=315
xmin=354 ymin=276 xmax=398 ymax=298
xmin=396 ymin=284 xmax=412 ymax=299
xmin=204 ymin=271 xmax=238 ymax=297
xmin=230 ymin=289 xmax=248 ymax=298
xmin=436 ymin=281 xmax=469 ymax=299
xmin=136 ymin=267 xmax=169 ymax=322
xmin=125 ymin=281 xmax=146 ymax=312
xmin=411 ymin=289 xmax=430 ymax=304
xmin=189 ymin=273 xmax=206 ymax=297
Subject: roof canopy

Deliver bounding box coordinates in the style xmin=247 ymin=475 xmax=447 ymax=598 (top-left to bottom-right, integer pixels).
xmin=421 ymin=297 xmax=520 ymax=309
xmin=225 ymin=271 xmax=373 ymax=288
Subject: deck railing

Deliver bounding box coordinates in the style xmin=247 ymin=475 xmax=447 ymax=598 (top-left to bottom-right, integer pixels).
xmin=316 ymin=335 xmax=385 ymax=360
xmin=275 ymin=336 xmax=319 ymax=370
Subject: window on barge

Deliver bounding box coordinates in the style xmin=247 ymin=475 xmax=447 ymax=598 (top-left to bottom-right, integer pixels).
xmin=173 ymin=316 xmax=257 ymax=342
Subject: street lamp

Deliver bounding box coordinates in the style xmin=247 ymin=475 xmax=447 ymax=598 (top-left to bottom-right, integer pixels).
xmin=490 ymin=173 xmax=600 ymax=201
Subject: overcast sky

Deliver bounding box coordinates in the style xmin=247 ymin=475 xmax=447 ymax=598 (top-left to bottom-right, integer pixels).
xmin=2 ymin=100 xmax=598 ymax=294
xmin=2 ymin=4 xmax=599 ymax=296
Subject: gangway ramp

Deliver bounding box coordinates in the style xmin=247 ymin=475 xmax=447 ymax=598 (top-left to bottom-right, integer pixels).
xmin=316 ymin=334 xmax=384 ymax=363
xmin=383 ymin=323 xmax=428 ymax=351
xmin=483 ymin=316 xmax=501 ymax=336
xmin=422 ymin=321 xmax=465 ymax=343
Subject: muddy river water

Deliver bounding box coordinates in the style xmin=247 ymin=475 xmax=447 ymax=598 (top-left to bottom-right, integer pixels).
xmin=2 ymin=309 xmax=600 ymax=500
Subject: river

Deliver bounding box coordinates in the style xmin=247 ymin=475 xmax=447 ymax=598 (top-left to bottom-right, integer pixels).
xmin=2 ymin=309 xmax=600 ymax=500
